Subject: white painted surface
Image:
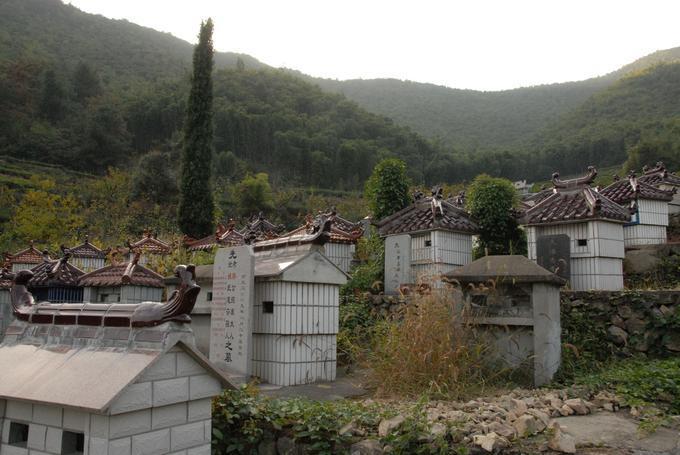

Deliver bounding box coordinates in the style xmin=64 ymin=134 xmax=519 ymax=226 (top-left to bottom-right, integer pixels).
xmin=71 ymin=257 xmax=105 ymax=273
xmin=384 ymin=234 xmax=411 ymax=294
xmin=210 ymin=246 xmax=254 ymax=376
xmin=324 ymin=242 xmax=355 ymax=274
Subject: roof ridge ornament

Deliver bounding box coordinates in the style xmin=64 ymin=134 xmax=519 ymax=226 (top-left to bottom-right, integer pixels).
xmin=552 ymin=166 xmax=597 ymax=189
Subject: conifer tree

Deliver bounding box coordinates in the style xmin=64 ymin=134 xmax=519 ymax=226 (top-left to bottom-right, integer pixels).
xmin=178 ymin=19 xmax=215 ymax=238
xmin=40 ymin=69 xmax=63 ymax=122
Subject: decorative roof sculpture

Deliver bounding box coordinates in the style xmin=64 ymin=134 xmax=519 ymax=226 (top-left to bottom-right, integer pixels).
xmin=282 ymin=210 xmax=363 ymax=245
xmin=28 ymin=251 xmax=84 ymax=287
xmin=184 ymin=219 xmax=245 ymax=252
xmin=239 ymin=213 xmax=284 ymax=243
xmin=519 ymin=166 xmax=631 ymax=226
xmin=376 ymin=186 xmax=478 ymax=236
xmin=600 ymin=171 xmax=675 ymax=205
xmin=79 ymin=252 xmax=164 ymax=288
xmin=128 ymin=230 xmax=172 ymax=254
xmin=253 ymin=211 xmax=335 ymax=251
xmin=639 ymin=161 xmax=680 ymax=187
xmin=66 ymin=235 xmax=108 ymax=259
xmin=6 ymin=264 xmax=199 ymax=327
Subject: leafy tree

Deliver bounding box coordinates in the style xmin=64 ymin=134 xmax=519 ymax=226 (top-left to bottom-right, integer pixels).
xmin=364 ymin=158 xmax=411 ymax=221
xmin=131 ymin=150 xmax=179 ymax=205
xmin=466 ymin=174 xmax=526 ymax=257
xmin=233 ymin=173 xmax=274 ymax=217
xmin=178 ymin=19 xmax=215 ymax=238
xmin=78 ymin=100 xmax=132 ymax=173
xmin=72 ymin=62 xmax=101 ymax=102
xmin=40 ymin=69 xmax=63 ymax=122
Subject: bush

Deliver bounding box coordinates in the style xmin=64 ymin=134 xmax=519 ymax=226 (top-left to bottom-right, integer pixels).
xmin=337 ymin=295 xmax=381 ymax=366
xmin=369 ymin=287 xmax=490 ymax=399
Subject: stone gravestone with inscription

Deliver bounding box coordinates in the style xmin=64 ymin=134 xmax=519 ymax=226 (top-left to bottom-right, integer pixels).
xmin=536 ymin=234 xmax=570 ymax=282
xmin=384 ymin=234 xmax=411 ymax=295
xmin=210 ymin=245 xmax=255 ymax=377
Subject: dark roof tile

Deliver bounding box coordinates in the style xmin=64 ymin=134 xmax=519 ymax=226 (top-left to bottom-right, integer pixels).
xmin=377 ymin=197 xmax=478 ymax=236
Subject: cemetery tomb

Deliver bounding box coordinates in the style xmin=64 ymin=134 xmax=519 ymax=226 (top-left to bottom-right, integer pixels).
xmin=65 ymin=235 xmax=108 ymax=273
xmin=5 ymin=241 xmax=43 ymax=272
xmin=238 ymin=212 xmax=285 ymax=243
xmin=520 ymin=167 xmax=631 ymax=291
xmin=600 ymin=172 xmax=674 ymax=247
xmin=0 ymin=265 xmax=230 ymax=455
xmin=445 ymin=255 xmax=565 ymax=386
xmin=639 ymin=162 xmax=680 ymax=214
xmin=27 ymin=252 xmax=84 ymax=303
xmin=377 ymin=187 xmax=478 ymax=294
xmin=79 ymin=253 xmax=164 ymax=304
xmin=185 ymin=219 xmax=245 ymax=252
xmin=127 ymin=230 xmax=172 ymax=266
xmin=250 ymin=213 xmax=348 ymax=386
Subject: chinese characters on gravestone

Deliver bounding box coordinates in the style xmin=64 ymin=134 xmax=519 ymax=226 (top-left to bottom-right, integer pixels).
xmin=384 ymin=234 xmax=411 ymax=294
xmin=210 ymin=245 xmax=254 ymax=375
xmin=536 ymin=234 xmax=570 ymax=282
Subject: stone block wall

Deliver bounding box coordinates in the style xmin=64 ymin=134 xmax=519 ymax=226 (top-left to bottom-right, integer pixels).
xmin=561 ymin=290 xmax=680 ymax=356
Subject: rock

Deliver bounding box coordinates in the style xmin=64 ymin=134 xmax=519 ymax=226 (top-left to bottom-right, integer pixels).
xmin=526 ymin=409 xmax=550 ymax=428
xmin=549 ymin=397 xmax=564 ymax=410
xmin=473 ymin=432 xmax=509 ymax=452
xmin=500 ymin=397 xmax=528 ymax=416
xmin=429 ymin=422 xmax=447 ymax=438
xmin=378 ymin=415 xmax=405 ymax=437
xmin=624 ymin=248 xmax=661 ymax=274
xmin=487 ymin=421 xmax=516 ymax=439
xmin=611 ymin=314 xmax=626 ymax=328
xmin=257 ymin=439 xmax=276 ymax=455
xmin=513 ymin=414 xmax=541 ymax=437
xmin=659 ymin=305 xmax=673 ymax=316
xmin=350 ymin=439 xmax=383 ymax=455
xmin=547 ymin=423 xmax=576 ymax=454
xmin=559 ymin=404 xmax=574 ymax=416
xmin=663 ymin=333 xmax=680 ymax=352
xmin=625 ymin=317 xmax=647 ymax=334
xmin=608 ymin=325 xmax=628 ymax=346
xmin=564 ymin=398 xmax=589 ymax=415
xmin=276 ymin=436 xmax=298 ymax=455
xmin=340 ymin=421 xmax=357 ymax=436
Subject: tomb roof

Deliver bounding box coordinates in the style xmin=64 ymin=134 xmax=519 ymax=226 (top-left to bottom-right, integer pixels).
xmin=639 ymin=162 xmax=680 ymax=187
xmin=600 ymin=173 xmax=675 ymax=204
xmin=66 ymin=235 xmax=108 ymax=259
xmin=79 ymin=254 xmax=164 ymax=288
xmin=283 ymin=213 xmax=362 ymax=245
xmin=129 ymin=230 xmax=172 ymax=254
xmin=239 ymin=213 xmax=284 ymax=243
xmin=519 ymin=167 xmax=631 ymax=226
xmin=444 ymin=255 xmax=565 ymax=286
xmin=185 ymin=220 xmax=245 ymax=252
xmin=376 ymin=187 xmax=478 ymax=236
xmin=28 ymin=253 xmax=84 ymax=287
xmin=7 ymin=241 xmax=43 ymax=265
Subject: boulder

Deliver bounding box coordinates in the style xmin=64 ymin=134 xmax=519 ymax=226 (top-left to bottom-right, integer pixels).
xmin=564 ymin=398 xmax=589 ymax=415
xmin=547 ymin=422 xmax=576 ymax=454
xmin=559 ymin=404 xmax=574 ymax=416
xmin=378 ymin=415 xmax=405 ymax=437
xmin=429 ymin=423 xmax=447 ymax=438
xmin=526 ymin=409 xmax=550 ymax=428
xmin=276 ymin=436 xmax=298 ymax=455
xmin=663 ymin=333 xmax=680 ymax=352
xmin=487 ymin=421 xmax=516 ymax=439
xmin=513 ymin=414 xmax=541 ymax=437
xmin=624 ymin=248 xmax=661 ymax=274
xmin=350 ymin=439 xmax=383 ymax=455
xmin=473 ymin=432 xmax=509 ymax=453
xmin=625 ymin=317 xmax=647 ymax=334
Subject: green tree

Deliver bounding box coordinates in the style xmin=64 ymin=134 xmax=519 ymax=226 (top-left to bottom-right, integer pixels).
xmin=131 ymin=150 xmax=179 ymax=205
xmin=178 ymin=19 xmax=216 ymax=238
xmin=364 ymin=158 xmax=411 ymax=221
xmin=72 ymin=62 xmax=101 ymax=102
xmin=40 ymin=69 xmax=63 ymax=122
xmin=466 ymin=174 xmax=526 ymax=257
xmin=233 ymin=173 xmax=274 ymax=217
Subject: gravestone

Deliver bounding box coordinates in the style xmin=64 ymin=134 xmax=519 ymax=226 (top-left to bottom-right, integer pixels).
xmin=536 ymin=234 xmax=570 ymax=282
xmin=384 ymin=234 xmax=411 ymax=294
xmin=211 ymin=245 xmax=255 ymax=376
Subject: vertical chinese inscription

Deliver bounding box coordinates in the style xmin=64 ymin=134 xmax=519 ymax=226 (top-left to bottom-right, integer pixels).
xmin=384 ymin=234 xmax=411 ymax=295
xmin=536 ymin=234 xmax=570 ymax=282
xmin=210 ymin=245 xmax=254 ymax=375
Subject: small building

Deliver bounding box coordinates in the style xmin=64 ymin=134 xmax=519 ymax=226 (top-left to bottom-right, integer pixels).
xmin=283 ymin=212 xmax=363 ymax=274
xmin=445 ymin=255 xmax=564 ymax=386
xmin=66 ymin=235 xmax=108 ymax=272
xmin=5 ymin=242 xmax=43 ymax=272
xmin=639 ymin=162 xmax=680 ymax=214
xmin=513 ymin=180 xmax=531 ymax=196
xmin=239 ymin=213 xmax=284 ymax=243
xmin=251 ymin=213 xmax=348 ymax=386
xmin=28 ymin=253 xmax=85 ymax=303
xmin=79 ymin=254 xmax=164 ymax=303
xmin=520 ymin=167 xmax=631 ymax=291
xmin=128 ymin=231 xmax=172 ymax=266
xmin=0 ymin=265 xmax=230 ymax=455
xmin=185 ymin=220 xmax=245 ymax=253
xmin=600 ymin=173 xmax=675 ymax=247
xmin=376 ymin=188 xmax=478 ymax=294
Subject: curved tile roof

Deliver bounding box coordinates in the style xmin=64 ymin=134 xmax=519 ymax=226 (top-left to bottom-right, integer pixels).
xmin=376 ymin=194 xmax=478 ymax=236
xmin=185 ymin=222 xmax=245 ymax=252
xmin=129 ymin=231 xmax=172 ymax=254
xmin=67 ymin=236 xmax=107 ymax=259
xmin=8 ymin=242 xmax=43 ymax=265
xmin=29 ymin=255 xmax=84 ymax=287
xmin=519 ymin=167 xmax=631 ymax=226
xmin=79 ymin=262 xmax=164 ymax=288
xmin=600 ymin=175 xmax=675 ymax=204
xmin=639 ymin=162 xmax=680 ymax=187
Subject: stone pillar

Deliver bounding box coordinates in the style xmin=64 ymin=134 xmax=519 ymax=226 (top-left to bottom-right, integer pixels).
xmin=531 ymin=283 xmax=561 ymax=386
xmin=384 ymin=234 xmax=411 ymax=295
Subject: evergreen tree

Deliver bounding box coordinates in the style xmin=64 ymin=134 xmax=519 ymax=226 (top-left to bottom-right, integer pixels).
xmin=466 ymin=174 xmax=527 ymax=258
xmin=40 ymin=69 xmax=63 ymax=122
xmin=72 ymin=62 xmax=101 ymax=102
xmin=365 ymin=158 xmax=411 ymax=221
xmin=177 ymin=19 xmax=215 ymax=238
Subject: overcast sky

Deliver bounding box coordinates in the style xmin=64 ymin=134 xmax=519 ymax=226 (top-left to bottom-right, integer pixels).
xmin=67 ymin=0 xmax=680 ymax=91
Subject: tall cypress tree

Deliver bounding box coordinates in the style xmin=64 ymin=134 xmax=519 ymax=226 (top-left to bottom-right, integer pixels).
xmin=178 ymin=19 xmax=215 ymax=238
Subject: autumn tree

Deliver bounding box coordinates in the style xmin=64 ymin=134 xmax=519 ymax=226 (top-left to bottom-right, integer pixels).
xmin=466 ymin=174 xmax=526 ymax=257
xmin=233 ymin=173 xmax=274 ymax=217
xmin=178 ymin=19 xmax=215 ymax=238
xmin=364 ymin=158 xmax=411 ymax=221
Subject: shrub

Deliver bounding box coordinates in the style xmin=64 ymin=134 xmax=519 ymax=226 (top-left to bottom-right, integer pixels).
xmin=369 ymin=286 xmax=490 ymax=399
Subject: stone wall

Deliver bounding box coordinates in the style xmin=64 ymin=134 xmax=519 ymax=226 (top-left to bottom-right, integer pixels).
xmin=561 ymin=290 xmax=680 ymax=356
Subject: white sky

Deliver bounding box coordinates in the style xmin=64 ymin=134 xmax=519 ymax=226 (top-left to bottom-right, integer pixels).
xmin=67 ymin=0 xmax=680 ymax=91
